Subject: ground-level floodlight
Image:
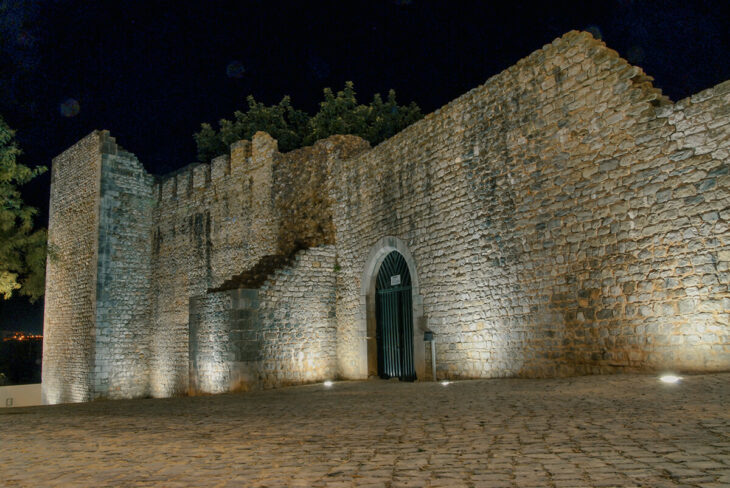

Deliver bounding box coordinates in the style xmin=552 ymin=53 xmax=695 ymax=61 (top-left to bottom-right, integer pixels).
xmin=660 ymin=374 xmax=682 ymax=384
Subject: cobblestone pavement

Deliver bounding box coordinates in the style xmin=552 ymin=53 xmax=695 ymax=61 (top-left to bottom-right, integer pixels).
xmin=1 ymin=374 xmax=729 ymax=488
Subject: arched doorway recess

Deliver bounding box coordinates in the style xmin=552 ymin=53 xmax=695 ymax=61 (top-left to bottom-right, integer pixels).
xmin=359 ymin=236 xmax=425 ymax=380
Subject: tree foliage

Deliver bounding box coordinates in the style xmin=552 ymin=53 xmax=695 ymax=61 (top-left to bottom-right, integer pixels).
xmin=0 ymin=115 xmax=47 ymax=301
xmin=194 ymin=95 xmax=309 ymax=162
xmin=194 ymin=81 xmax=423 ymax=162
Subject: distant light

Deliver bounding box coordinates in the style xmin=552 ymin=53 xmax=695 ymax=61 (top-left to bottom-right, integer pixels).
xmin=323 ymin=380 xmax=333 ymax=387
xmin=660 ymin=375 xmax=682 ymax=384
xmin=440 ymin=381 xmax=450 ymax=386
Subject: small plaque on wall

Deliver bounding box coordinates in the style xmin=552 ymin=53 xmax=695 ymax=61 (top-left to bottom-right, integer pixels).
xmin=391 ymin=275 xmax=401 ymax=286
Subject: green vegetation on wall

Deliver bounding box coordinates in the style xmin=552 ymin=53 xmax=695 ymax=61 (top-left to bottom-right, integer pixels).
xmin=194 ymin=81 xmax=423 ymax=162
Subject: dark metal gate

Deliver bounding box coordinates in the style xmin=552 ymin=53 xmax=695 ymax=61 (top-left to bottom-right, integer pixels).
xmin=375 ymin=251 xmax=415 ymax=381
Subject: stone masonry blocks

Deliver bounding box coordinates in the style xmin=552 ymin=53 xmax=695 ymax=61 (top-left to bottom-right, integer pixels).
xmin=44 ymin=31 xmax=730 ymax=403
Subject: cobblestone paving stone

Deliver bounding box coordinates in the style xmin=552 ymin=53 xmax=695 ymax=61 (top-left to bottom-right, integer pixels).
xmin=1 ymin=374 xmax=729 ymax=487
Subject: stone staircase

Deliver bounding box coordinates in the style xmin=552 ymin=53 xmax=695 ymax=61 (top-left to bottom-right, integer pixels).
xmin=209 ymin=254 xmax=296 ymax=293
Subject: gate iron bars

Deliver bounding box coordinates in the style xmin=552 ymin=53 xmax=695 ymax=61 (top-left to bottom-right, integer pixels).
xmin=375 ymin=251 xmax=415 ymax=381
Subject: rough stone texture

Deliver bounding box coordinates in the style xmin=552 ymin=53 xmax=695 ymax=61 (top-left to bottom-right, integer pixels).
xmin=256 ymin=245 xmax=338 ymax=386
xmin=273 ymin=136 xmax=370 ymax=255
xmin=43 ymin=132 xmax=155 ymax=403
xmin=190 ymin=246 xmax=337 ymax=393
xmin=45 ymin=128 xmax=362 ymax=402
xmin=42 ymin=132 xmax=103 ymax=404
xmin=332 ymin=30 xmax=730 ymax=380
xmin=94 ymin=143 xmax=155 ymax=399
xmin=44 ymin=31 xmax=730 ymax=403
xmin=189 ymin=290 xmax=232 ymax=394
xmin=148 ymin=133 xmax=364 ymax=398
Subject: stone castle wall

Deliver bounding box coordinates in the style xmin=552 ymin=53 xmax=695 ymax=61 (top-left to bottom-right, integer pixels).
xmin=43 ymin=130 xmax=358 ymax=401
xmin=332 ymin=31 xmax=729 ymax=380
xmin=43 ymin=31 xmax=729 ymax=403
xmin=147 ymin=133 xmax=365 ymax=397
xmin=273 ymin=136 xmax=371 ymax=254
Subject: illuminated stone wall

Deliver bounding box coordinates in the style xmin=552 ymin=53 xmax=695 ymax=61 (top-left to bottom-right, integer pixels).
xmin=45 ymin=31 xmax=728 ymax=403
xmin=148 ymin=133 xmax=365 ymax=397
xmin=42 ymin=132 xmax=103 ymax=404
xmin=189 ymin=245 xmax=337 ymax=393
xmin=149 ymin=138 xmax=262 ymax=397
xmin=93 ymin=143 xmax=155 ymax=399
xmin=45 ymin=129 xmax=364 ymax=402
xmin=189 ymin=290 xmax=232 ymax=394
xmin=43 ymin=132 xmax=155 ymax=403
xmin=332 ymin=30 xmax=729 ymax=379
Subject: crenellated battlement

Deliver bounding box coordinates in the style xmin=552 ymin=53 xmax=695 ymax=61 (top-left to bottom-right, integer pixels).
xmin=210 ymin=154 xmax=230 ymax=181
xmin=152 ymin=133 xmax=277 ymax=207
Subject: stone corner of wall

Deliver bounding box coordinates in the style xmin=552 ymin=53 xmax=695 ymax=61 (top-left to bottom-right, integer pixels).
xmin=98 ymin=130 xmax=120 ymax=156
xmin=230 ymin=139 xmax=252 ymax=155
xmin=313 ymin=134 xmax=372 ymax=158
xmin=675 ymin=78 xmax=730 ymax=110
xmin=103 ymin=145 xmax=152 ymax=180
xmin=524 ymin=30 xmax=671 ymax=109
xmin=52 ymin=129 xmax=106 ymax=166
xmin=252 ymin=131 xmax=279 ymax=158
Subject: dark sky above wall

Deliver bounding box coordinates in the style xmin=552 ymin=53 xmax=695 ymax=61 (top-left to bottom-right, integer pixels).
xmin=1 ymin=0 xmax=729 ymax=332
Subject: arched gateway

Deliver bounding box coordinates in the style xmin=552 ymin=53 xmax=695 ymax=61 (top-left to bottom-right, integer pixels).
xmin=360 ymin=236 xmax=425 ymax=381
xmin=375 ymin=251 xmax=415 ymax=380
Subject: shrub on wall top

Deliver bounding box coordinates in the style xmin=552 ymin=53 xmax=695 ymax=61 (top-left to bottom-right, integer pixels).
xmin=194 ymin=81 xmax=423 ymax=162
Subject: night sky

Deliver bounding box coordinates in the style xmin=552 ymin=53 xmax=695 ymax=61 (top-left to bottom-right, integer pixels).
xmin=1 ymin=0 xmax=729 ymax=333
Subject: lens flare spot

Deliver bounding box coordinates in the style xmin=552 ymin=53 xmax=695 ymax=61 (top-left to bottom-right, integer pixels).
xmin=585 ymin=25 xmax=603 ymax=40
xmin=627 ymin=45 xmax=645 ymax=64
xmin=226 ymin=61 xmax=246 ymax=79
xmin=307 ymin=55 xmax=331 ymax=80
xmin=17 ymin=30 xmax=34 ymax=48
xmin=59 ymin=98 xmax=80 ymax=117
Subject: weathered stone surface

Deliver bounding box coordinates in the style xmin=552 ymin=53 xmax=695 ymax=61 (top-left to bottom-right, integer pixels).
xmin=332 ymin=31 xmax=730 ymax=380
xmin=43 ymin=132 xmax=156 ymax=404
xmin=43 ymin=30 xmax=730 ymax=403
xmin=94 ymin=146 xmax=155 ymax=400
xmin=147 ymin=133 xmax=365 ymax=398
xmin=42 ymin=132 xmax=103 ymax=404
xmin=190 ymin=246 xmax=337 ymax=393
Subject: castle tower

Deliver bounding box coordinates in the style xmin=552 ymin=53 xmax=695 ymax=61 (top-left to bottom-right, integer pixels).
xmin=42 ymin=131 xmax=155 ymax=404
